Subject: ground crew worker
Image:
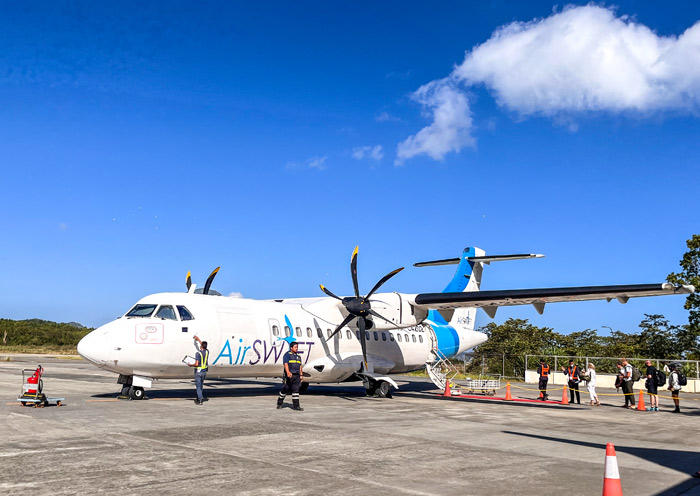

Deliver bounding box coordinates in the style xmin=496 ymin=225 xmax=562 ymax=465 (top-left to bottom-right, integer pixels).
xmin=562 ymin=359 xmax=581 ymax=404
xmin=536 ymin=359 xmax=550 ymax=400
xmin=188 ymin=336 xmax=208 ymax=405
xmin=621 ymin=358 xmax=635 ymax=409
xmin=277 ymin=341 xmax=304 ymax=411
xmin=668 ymin=363 xmax=682 ymax=413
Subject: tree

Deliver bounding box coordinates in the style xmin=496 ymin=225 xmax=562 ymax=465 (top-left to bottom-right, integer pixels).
xmin=637 ymin=314 xmax=682 ymax=359
xmin=667 ymin=234 xmax=700 ymax=358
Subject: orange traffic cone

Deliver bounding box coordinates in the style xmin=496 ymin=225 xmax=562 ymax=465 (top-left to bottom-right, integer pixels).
xmin=602 ymin=442 xmax=623 ymax=495
xmin=561 ymin=385 xmax=569 ymax=405
xmin=636 ymin=390 xmax=645 ymax=411
xmin=443 ymin=380 xmax=452 ymax=397
xmin=505 ymin=382 xmax=512 ymax=400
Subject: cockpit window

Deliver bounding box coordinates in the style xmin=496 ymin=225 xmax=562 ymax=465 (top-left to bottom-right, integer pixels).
xmin=126 ymin=304 xmax=157 ymax=317
xmin=177 ymin=306 xmax=194 ymax=321
xmin=155 ymin=305 xmax=177 ymax=320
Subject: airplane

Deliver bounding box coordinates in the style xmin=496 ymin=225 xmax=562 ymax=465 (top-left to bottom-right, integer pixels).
xmin=77 ymin=246 xmax=694 ymax=400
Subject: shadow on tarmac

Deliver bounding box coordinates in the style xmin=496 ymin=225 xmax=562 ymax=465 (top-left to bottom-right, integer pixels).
xmin=503 ymin=430 xmax=700 ymax=496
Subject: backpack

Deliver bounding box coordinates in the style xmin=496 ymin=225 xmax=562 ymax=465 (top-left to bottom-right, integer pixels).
xmin=631 ymin=366 xmax=641 ymax=382
xmin=655 ymin=370 xmax=666 ymax=387
xmin=678 ymin=370 xmax=687 ymax=386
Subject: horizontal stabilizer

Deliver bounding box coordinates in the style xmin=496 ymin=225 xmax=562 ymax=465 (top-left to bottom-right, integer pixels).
xmin=411 ymin=283 xmax=694 ymax=311
xmin=414 ymin=253 xmax=543 ymax=267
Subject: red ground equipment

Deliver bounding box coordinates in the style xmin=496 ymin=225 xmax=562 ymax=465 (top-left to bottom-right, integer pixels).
xmin=18 ymin=365 xmax=65 ymax=408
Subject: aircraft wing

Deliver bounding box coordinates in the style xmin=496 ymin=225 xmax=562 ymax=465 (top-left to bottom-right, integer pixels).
xmin=410 ymin=283 xmax=694 ymax=318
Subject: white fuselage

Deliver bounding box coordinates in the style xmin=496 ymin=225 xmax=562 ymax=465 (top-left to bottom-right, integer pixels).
xmin=77 ymin=292 xmax=487 ymax=384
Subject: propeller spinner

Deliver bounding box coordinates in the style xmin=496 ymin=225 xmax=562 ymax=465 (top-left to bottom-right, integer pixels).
xmin=320 ymin=246 xmax=403 ymax=368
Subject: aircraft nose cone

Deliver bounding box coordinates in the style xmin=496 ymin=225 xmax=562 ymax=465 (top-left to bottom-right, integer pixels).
xmin=77 ymin=329 xmax=108 ymax=366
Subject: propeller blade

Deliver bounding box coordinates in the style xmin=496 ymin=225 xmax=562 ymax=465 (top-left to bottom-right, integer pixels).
xmin=358 ymin=316 xmax=368 ymax=368
xmin=186 ymin=271 xmax=192 ymax=291
xmin=320 ymin=284 xmax=342 ymax=300
xmin=365 ymin=267 xmax=404 ymax=299
xmin=203 ymin=267 xmax=220 ymax=295
xmin=368 ymin=309 xmax=400 ymax=328
xmin=351 ymin=246 xmax=360 ymax=298
xmin=325 ymin=313 xmax=356 ymax=342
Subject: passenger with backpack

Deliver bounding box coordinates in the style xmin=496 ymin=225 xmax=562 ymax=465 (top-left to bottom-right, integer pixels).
xmin=668 ymin=363 xmax=684 ymax=413
xmin=620 ymin=358 xmax=635 ymax=409
xmin=644 ymin=360 xmax=659 ymax=411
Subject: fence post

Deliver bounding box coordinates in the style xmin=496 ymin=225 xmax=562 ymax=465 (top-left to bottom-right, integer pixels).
xmin=502 ymin=353 xmax=505 ymax=377
xmin=525 ymin=355 xmax=528 ymax=381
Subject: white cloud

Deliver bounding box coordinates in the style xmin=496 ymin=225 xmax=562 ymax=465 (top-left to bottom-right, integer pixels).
xmin=352 ymin=145 xmax=384 ymax=161
xmin=395 ymin=78 xmax=475 ymax=165
xmin=375 ymin=111 xmax=402 ymax=123
xmin=228 ymin=292 xmax=243 ymax=298
xmin=398 ymin=5 xmax=700 ymax=163
xmin=286 ymin=156 xmax=328 ymax=171
xmin=454 ymin=5 xmax=700 ymax=114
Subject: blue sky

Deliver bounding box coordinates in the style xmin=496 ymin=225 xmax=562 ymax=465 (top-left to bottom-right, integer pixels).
xmin=1 ymin=1 xmax=698 ymax=337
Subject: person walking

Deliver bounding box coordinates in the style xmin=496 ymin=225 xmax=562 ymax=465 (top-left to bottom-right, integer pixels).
xmin=562 ymin=359 xmax=581 ymax=404
xmin=277 ymin=341 xmax=304 ymax=411
xmin=188 ymin=336 xmax=209 ymax=405
xmin=621 ymin=358 xmax=635 ymax=409
xmin=644 ymin=359 xmax=659 ymax=411
xmin=668 ymin=363 xmax=682 ymax=413
xmin=536 ymin=359 xmax=550 ymax=401
xmin=585 ymin=363 xmax=600 ymax=406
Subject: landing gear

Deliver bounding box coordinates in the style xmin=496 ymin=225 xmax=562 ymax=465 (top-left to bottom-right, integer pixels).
xmin=129 ymin=386 xmax=145 ymax=400
xmin=365 ymin=379 xmax=392 ymax=398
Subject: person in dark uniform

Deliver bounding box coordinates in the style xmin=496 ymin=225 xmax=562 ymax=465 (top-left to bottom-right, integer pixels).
xmin=644 ymin=359 xmax=659 ymax=411
xmin=188 ymin=335 xmax=208 ymax=405
xmin=536 ymin=359 xmax=550 ymax=400
xmin=277 ymin=341 xmax=304 ymax=411
xmin=562 ymin=359 xmax=581 ymax=404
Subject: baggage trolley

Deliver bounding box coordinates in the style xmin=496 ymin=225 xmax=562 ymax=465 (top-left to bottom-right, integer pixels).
xmin=463 ymin=375 xmax=501 ymax=396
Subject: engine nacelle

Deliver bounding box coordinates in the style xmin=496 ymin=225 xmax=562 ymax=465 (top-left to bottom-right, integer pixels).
xmin=367 ymin=292 xmax=427 ymax=330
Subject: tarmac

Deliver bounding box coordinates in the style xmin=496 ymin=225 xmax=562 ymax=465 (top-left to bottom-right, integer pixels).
xmin=1 ymin=354 xmax=699 ymax=496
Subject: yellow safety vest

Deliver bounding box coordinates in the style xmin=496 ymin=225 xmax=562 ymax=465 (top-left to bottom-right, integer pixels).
xmin=196 ymin=350 xmax=209 ymax=370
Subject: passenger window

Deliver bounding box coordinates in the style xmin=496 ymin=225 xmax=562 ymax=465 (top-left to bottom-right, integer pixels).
xmin=412 ymin=335 xmax=416 ymax=343
xmin=346 ymin=330 xmax=352 ymax=340
xmin=397 ymin=334 xmax=402 ymax=342
xmin=382 ymin=332 xmax=387 ymax=341
xmin=390 ymin=333 xmax=395 ymax=342
xmin=405 ymin=334 xmax=409 ymax=342
xmin=177 ymin=306 xmax=194 ymax=321
xmin=365 ymin=331 xmax=370 ymax=340
xmin=284 ymin=326 xmax=291 ymax=337
xmin=272 ymin=325 xmax=280 ymax=337
xmin=356 ymin=331 xmax=361 ymax=340
xmin=419 ymin=335 xmax=423 ymax=343
xmin=317 ymin=328 xmax=323 ymax=339
xmin=155 ymin=305 xmax=177 ymax=320
xmin=295 ymin=327 xmax=301 ymax=337
xmin=373 ymin=332 xmax=378 ymax=341
xmin=307 ymin=327 xmax=312 ymax=338
xmin=327 ymin=329 xmax=332 ymax=338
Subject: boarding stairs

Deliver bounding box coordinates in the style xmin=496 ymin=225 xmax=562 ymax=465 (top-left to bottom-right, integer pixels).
xmin=425 ymin=346 xmax=462 ymax=394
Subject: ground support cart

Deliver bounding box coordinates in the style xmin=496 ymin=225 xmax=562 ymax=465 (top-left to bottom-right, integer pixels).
xmin=462 ymin=375 xmax=501 ymax=396
xmin=17 ymin=366 xmax=65 ymax=407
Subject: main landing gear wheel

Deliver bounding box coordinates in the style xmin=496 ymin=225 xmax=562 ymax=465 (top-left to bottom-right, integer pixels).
xmin=375 ymin=381 xmax=392 ymax=398
xmin=120 ymin=385 xmax=131 ymax=397
xmin=129 ymin=386 xmax=145 ymax=400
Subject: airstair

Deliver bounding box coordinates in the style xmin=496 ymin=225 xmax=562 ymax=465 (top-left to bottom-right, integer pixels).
xmin=425 ymin=346 xmax=462 ymax=393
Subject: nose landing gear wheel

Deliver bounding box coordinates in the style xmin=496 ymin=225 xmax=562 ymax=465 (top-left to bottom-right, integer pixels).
xmin=129 ymin=386 xmax=145 ymax=400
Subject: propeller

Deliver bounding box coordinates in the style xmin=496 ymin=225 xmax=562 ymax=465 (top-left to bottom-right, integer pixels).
xmin=320 ymin=246 xmax=403 ymax=368
xmin=185 ymin=267 xmax=221 ymax=295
